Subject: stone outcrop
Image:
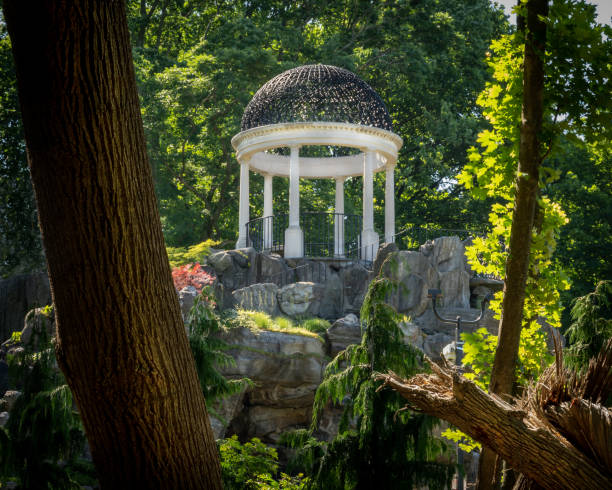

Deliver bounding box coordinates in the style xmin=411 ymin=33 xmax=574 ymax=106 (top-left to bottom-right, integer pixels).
xmin=340 ymin=263 xmax=369 ymax=315
xmin=325 ymin=313 xmax=361 ymax=357
xmin=232 ymin=283 xmax=280 ymax=316
xmin=212 ymin=327 xmax=326 ymax=442
xmin=399 ymin=321 xmax=426 ymax=351
xmin=178 ymin=286 xmax=198 ymax=322
xmin=382 ymin=250 xmax=438 ymax=317
xmin=207 ymin=247 xmax=257 ymax=309
xmin=208 ymin=252 xmax=372 ymax=318
xmin=278 ymin=282 xmax=324 ymax=318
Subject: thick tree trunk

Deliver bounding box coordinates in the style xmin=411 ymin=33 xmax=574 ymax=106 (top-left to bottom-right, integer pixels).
xmin=376 ymin=366 xmax=612 ymax=490
xmin=2 ymin=1 xmax=222 ymax=488
xmin=479 ymin=1 xmax=549 ymax=487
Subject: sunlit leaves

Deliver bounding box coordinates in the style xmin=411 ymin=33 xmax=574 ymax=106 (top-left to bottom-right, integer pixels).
xmin=453 ymin=0 xmax=612 ymax=392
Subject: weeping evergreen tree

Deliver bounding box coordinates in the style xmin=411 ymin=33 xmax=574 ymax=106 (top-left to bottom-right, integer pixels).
xmin=565 ymin=280 xmax=612 ymax=371
xmin=187 ymin=288 xmax=250 ymax=407
xmin=0 ymin=307 xmax=92 ymax=489
xmin=288 ymin=275 xmax=454 ymax=489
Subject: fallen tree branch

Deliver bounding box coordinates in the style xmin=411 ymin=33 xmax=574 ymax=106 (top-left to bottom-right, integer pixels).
xmin=376 ymin=361 xmax=611 ymax=490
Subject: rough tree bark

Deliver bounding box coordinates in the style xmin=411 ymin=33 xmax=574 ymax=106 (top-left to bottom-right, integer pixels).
xmin=479 ymin=1 xmax=549 ymax=487
xmin=376 ymin=364 xmax=612 ymax=490
xmin=2 ymin=1 xmax=222 ymax=488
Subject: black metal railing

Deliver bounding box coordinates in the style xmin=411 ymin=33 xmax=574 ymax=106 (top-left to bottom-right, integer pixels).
xmin=302 ymin=212 xmax=361 ymax=258
xmin=246 ymin=212 xmax=362 ymax=258
xmin=246 ymin=214 xmax=288 ymax=254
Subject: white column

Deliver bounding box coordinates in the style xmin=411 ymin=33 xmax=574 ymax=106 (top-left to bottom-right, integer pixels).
xmin=334 ymin=177 xmax=345 ymax=257
xmin=385 ymin=164 xmax=395 ymax=243
xmin=361 ymin=150 xmax=379 ymax=261
xmin=263 ymin=174 xmax=273 ymax=250
xmin=236 ymin=159 xmax=250 ymax=249
xmin=284 ymin=145 xmax=303 ymax=258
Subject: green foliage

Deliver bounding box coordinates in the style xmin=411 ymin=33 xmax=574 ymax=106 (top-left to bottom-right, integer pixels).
xmin=565 ymin=281 xmax=612 ymax=371
xmin=440 ymin=428 xmax=480 ymax=453
xmin=227 ymin=310 xmax=327 ymax=340
xmin=0 ymin=313 xmax=94 ymax=488
xmin=2 ymin=2 xmax=508 ymax=260
xmin=546 ymin=141 xmax=612 ymax=325
xmin=287 ymin=276 xmax=453 ymax=489
xmin=187 ymin=288 xmax=250 ymax=405
xmin=166 ymin=239 xmax=218 ymax=267
xmin=449 ymin=0 xmax=612 ymax=450
xmin=128 ymin=0 xmax=507 ymax=245
xmin=0 ymin=20 xmax=44 ymax=278
xmin=249 ymin=472 xmax=309 ymax=490
xmin=296 ymin=318 xmax=330 ymax=335
xmin=461 ymin=326 xmax=552 ymax=391
xmin=456 ymin=0 xmax=612 ymax=391
xmin=218 ymin=435 xmax=309 ymax=490
xmin=218 ymin=435 xmax=278 ymax=489
xmin=461 ymin=328 xmax=498 ymax=390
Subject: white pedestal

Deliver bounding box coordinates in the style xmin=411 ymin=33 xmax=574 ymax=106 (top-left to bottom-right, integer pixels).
xmin=360 ymin=229 xmax=379 ymax=262
xmin=236 ymin=236 xmax=247 ymax=249
xmin=284 ymin=226 xmax=304 ymax=258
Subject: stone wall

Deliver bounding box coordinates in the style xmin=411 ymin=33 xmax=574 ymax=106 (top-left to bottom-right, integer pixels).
xmin=202 ymin=236 xmax=505 ymax=441
xmin=206 ymin=248 xmax=370 ymax=319
xmin=207 ymin=237 xmax=503 ymax=354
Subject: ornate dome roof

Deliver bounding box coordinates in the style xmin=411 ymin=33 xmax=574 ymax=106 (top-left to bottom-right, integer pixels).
xmin=241 ymin=64 xmax=393 ymax=132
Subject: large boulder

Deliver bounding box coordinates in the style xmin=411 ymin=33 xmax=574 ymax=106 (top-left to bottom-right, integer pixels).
xmin=325 ymin=313 xmax=361 ymax=357
xmin=216 ymin=327 xmax=326 ymax=443
xmin=341 ymin=263 xmax=370 ymax=315
xmin=232 ymin=283 xmax=280 ymax=316
xmin=318 ymin=271 xmax=343 ymax=320
xmin=220 ymin=327 xmax=325 ymax=381
xmin=277 ymin=282 xmax=324 ymax=318
xmin=399 ymin=321 xmax=426 ymax=351
xmin=209 ymin=389 xmax=247 ymax=439
xmin=178 ymin=286 xmax=198 ymax=322
xmin=290 ymin=259 xmax=328 ymax=284
xmin=242 ymin=405 xmax=312 ymax=442
xmin=438 ymin=269 xmax=471 ymax=308
xmin=420 ymin=236 xmax=467 ymax=273
xmin=207 ymin=247 xmax=256 ymax=291
xmin=371 ymin=241 xmax=399 ymax=278
xmin=207 ymin=249 xmax=234 ymax=274
xmin=255 ymin=254 xmax=292 ymax=286
xmin=0 ymin=390 xmax=21 ymax=412
xmin=382 ymin=251 xmax=438 ymax=317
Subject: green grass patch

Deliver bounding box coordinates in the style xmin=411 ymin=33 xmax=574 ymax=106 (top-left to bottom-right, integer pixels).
xmin=167 ymin=239 xmax=219 ymax=268
xmin=297 ymin=317 xmax=331 ymax=334
xmin=229 ymin=310 xmax=328 ymax=340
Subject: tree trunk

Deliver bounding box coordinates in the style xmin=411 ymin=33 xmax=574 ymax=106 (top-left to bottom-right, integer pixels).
xmin=479 ymin=1 xmax=549 ymax=487
xmin=376 ymin=366 xmax=611 ymax=490
xmin=2 ymin=1 xmax=223 ymax=488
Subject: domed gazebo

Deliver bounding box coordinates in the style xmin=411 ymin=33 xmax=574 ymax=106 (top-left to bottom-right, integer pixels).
xmin=231 ymin=64 xmax=402 ymax=260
